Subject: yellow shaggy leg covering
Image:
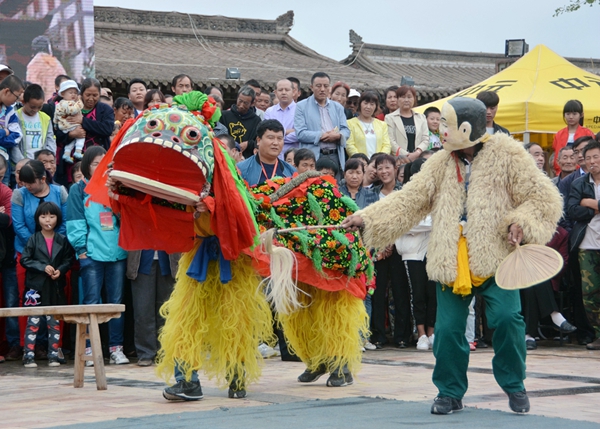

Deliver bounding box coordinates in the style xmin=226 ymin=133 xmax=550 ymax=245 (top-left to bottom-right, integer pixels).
xmin=278 ymin=283 xmax=369 ymax=376
xmin=156 ymin=247 xmax=274 ymax=390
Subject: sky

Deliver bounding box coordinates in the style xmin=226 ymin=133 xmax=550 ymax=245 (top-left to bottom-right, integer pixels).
xmin=93 ymin=0 xmax=600 ymax=61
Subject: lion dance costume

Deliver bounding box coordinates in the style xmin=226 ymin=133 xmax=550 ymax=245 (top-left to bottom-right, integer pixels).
xmin=86 ymin=92 xmax=273 ymax=397
xmin=248 ymin=171 xmax=373 ymax=385
xmin=86 ymin=91 xmax=373 ymax=394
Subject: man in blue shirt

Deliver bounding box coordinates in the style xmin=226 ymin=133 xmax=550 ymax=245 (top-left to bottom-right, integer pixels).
xmin=294 ymin=72 xmax=349 ymax=179
xmin=237 ymin=119 xmax=295 ymax=186
xmin=265 ymin=79 xmax=298 ymax=159
xmin=236 ymin=119 xmax=298 ymax=363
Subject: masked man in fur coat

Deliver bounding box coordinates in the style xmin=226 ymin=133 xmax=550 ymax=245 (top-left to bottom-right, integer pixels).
xmin=342 ymin=97 xmax=563 ymax=415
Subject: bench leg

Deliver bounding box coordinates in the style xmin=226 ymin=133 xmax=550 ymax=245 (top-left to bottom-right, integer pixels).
xmin=74 ymin=323 xmax=87 ymax=388
xmin=89 ymin=314 xmax=108 ymax=390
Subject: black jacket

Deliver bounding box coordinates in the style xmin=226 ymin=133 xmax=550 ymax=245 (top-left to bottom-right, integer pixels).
xmin=0 ymin=211 xmax=15 ymax=267
xmin=219 ymin=105 xmax=261 ymax=159
xmin=55 ymin=101 xmax=115 ymax=150
xmin=558 ymin=169 xmax=585 ymax=232
xmin=20 ymin=231 xmax=74 ymax=306
xmin=566 ymin=173 xmax=600 ymax=254
xmin=493 ymin=122 xmax=510 ymax=136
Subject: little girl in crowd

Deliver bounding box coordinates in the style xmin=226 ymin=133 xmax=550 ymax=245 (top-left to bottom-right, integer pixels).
xmin=54 ymin=80 xmax=85 ymax=163
xmin=21 ymin=202 xmax=73 ymax=367
xmin=552 ymin=99 xmax=594 ymax=176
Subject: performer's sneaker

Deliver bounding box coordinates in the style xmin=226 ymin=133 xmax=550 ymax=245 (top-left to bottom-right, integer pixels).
xmin=297 ymin=365 xmax=327 ymax=383
xmin=431 ymin=396 xmax=464 ymax=414
xmin=163 ymin=380 xmax=204 ymax=401
xmin=227 ymin=374 xmax=247 ymax=399
xmin=326 ymin=371 xmax=353 ymax=387
xmin=507 ymin=390 xmax=530 ymax=414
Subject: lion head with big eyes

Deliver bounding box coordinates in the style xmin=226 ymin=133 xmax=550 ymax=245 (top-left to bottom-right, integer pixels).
xmin=110 ymin=103 xmax=216 ymax=204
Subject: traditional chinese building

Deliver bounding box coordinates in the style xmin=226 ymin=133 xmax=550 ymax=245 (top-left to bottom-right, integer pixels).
xmin=341 ymin=29 xmax=600 ymax=100
xmin=94 ymin=7 xmax=398 ymax=102
xmin=94 ymin=7 xmax=600 ymax=105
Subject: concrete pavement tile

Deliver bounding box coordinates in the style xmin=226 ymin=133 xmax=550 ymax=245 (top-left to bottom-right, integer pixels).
xmin=1 ymin=344 xmax=599 ymax=427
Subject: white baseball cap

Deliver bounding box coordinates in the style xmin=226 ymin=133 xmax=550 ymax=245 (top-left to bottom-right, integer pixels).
xmin=58 ymin=80 xmax=79 ymax=95
xmin=348 ymin=89 xmax=360 ymax=98
xmin=0 ymin=64 xmax=13 ymax=75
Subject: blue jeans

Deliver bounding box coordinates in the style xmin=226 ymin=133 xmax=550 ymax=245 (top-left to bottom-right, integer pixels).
xmin=2 ymin=266 xmax=20 ymax=347
xmin=364 ymin=294 xmax=372 ymax=320
xmin=361 ymin=294 xmax=373 ymax=342
xmin=174 ymin=363 xmax=199 ymax=383
xmin=3 ymin=162 xmax=10 ymax=187
xmin=80 ymin=258 xmax=126 ymax=347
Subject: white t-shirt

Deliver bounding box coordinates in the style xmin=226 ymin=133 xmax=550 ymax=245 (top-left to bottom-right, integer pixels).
xmin=580 ymin=176 xmax=600 ymax=250
xmin=22 ymin=113 xmax=43 ymax=159
xmin=568 ymin=132 xmax=575 ymax=144
xmin=486 ymin=127 xmax=495 ymax=135
xmin=360 ymin=120 xmax=378 ymax=157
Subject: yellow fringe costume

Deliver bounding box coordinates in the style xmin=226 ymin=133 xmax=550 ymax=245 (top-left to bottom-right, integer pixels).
xmin=277 ymin=282 xmax=369 ymax=377
xmin=156 ymin=214 xmax=274 ymax=390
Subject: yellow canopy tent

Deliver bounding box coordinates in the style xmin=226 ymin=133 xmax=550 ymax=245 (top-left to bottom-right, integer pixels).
xmin=415 ymin=45 xmax=600 ymax=149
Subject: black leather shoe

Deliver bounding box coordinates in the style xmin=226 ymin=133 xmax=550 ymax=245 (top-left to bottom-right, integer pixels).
xmin=554 ymin=320 xmax=577 ymax=334
xmin=526 ymin=339 xmax=537 ymax=350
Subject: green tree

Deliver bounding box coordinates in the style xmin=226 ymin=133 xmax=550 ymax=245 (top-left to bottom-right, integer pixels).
xmin=554 ymin=0 xmax=598 ymax=16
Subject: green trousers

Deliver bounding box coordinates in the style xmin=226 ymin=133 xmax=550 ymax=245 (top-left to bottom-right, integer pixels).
xmin=432 ymin=277 xmax=526 ymax=400
xmin=578 ymin=250 xmax=600 ymax=337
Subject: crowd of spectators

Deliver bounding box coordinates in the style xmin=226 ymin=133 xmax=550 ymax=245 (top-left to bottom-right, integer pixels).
xmin=0 ymin=61 xmax=599 ymax=371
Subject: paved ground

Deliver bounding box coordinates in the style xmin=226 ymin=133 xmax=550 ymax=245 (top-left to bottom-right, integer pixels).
xmin=1 ymin=340 xmax=599 ymax=428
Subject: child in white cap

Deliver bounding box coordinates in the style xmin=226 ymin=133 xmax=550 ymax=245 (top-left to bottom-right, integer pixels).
xmin=54 ymin=80 xmax=84 ymax=163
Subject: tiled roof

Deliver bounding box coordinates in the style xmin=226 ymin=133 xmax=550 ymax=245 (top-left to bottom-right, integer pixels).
xmin=342 ymin=30 xmax=600 ymax=98
xmin=95 ymin=9 xmax=600 ymax=101
xmin=94 ymin=7 xmax=398 ymax=95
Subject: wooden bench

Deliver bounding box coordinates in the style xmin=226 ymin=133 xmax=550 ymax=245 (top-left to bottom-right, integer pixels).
xmin=0 ymin=304 xmax=124 ymax=390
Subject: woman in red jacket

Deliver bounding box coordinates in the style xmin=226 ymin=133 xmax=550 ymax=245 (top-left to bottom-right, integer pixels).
xmin=552 ymin=99 xmax=594 ymax=176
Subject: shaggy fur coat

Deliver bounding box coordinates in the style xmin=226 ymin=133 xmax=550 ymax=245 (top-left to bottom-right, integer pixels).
xmin=357 ymin=133 xmax=563 ymax=285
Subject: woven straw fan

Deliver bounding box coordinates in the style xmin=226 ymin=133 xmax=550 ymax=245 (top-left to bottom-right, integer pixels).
xmin=495 ymin=243 xmax=564 ymax=290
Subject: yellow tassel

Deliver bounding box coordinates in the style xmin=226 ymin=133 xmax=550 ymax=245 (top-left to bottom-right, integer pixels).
xmin=156 ymin=243 xmax=275 ymax=389
xmin=277 ymin=282 xmax=369 ymax=376
xmin=449 ymin=226 xmax=489 ymax=296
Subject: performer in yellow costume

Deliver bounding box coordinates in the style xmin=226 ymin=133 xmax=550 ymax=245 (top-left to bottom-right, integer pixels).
xmin=158 ymin=202 xmax=274 ymax=400
xmin=249 ymin=172 xmax=373 ymax=387
xmin=86 ymin=92 xmax=273 ymax=400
